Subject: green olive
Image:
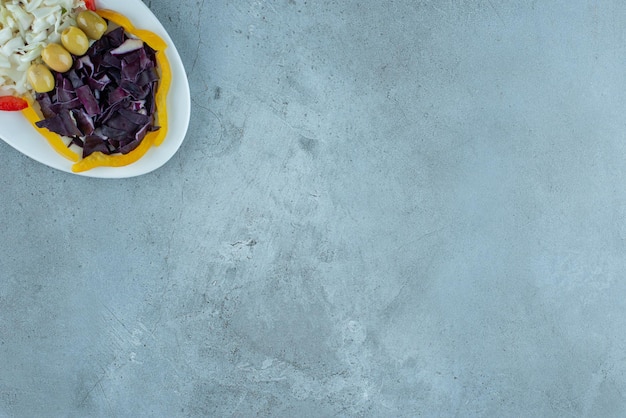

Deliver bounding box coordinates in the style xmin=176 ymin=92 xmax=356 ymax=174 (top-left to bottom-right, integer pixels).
xmin=41 ymin=43 xmax=73 ymax=73
xmin=26 ymin=64 xmax=55 ymax=93
xmin=76 ymin=10 xmax=107 ymax=40
xmin=61 ymin=26 xmax=89 ymax=56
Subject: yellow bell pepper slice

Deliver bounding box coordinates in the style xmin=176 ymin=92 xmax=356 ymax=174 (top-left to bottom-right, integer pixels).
xmin=22 ymin=98 xmax=80 ymax=162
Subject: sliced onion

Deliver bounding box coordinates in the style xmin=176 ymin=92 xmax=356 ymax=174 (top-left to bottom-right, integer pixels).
xmin=0 ymin=0 xmax=86 ymax=97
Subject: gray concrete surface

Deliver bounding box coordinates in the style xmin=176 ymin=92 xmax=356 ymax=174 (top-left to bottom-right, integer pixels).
xmin=2 ymin=0 xmax=626 ymax=416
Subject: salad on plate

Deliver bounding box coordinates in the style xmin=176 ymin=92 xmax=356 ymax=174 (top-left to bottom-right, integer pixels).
xmin=0 ymin=0 xmax=170 ymax=173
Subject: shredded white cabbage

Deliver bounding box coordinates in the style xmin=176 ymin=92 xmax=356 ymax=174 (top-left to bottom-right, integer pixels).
xmin=0 ymin=0 xmax=86 ymax=97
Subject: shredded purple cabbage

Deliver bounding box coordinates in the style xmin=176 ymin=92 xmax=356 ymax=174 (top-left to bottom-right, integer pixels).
xmin=35 ymin=25 xmax=160 ymax=158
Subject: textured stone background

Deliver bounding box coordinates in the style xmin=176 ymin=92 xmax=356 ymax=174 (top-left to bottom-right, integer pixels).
xmin=3 ymin=0 xmax=626 ymax=416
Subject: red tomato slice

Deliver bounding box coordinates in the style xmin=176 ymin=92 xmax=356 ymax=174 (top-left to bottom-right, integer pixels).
xmin=0 ymin=96 xmax=28 ymax=111
xmin=85 ymin=0 xmax=96 ymax=10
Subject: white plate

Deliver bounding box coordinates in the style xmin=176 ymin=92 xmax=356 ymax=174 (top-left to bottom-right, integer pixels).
xmin=0 ymin=0 xmax=190 ymax=178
